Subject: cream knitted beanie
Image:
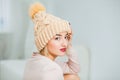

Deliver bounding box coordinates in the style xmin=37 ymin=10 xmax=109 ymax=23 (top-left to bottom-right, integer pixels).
xmin=29 ymin=2 xmax=72 ymax=51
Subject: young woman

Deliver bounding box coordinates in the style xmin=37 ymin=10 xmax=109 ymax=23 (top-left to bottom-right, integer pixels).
xmin=23 ymin=2 xmax=80 ymax=80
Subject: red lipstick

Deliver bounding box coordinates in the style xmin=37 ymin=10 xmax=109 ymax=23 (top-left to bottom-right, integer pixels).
xmin=60 ymin=48 xmax=66 ymax=52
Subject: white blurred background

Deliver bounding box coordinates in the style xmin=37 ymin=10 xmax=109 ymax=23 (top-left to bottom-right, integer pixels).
xmin=0 ymin=0 xmax=120 ymax=80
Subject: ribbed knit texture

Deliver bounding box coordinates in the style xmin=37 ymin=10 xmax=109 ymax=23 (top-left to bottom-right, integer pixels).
xmin=30 ymin=3 xmax=71 ymax=51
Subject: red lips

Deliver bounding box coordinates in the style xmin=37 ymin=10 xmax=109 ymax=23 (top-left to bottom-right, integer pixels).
xmin=60 ymin=48 xmax=66 ymax=52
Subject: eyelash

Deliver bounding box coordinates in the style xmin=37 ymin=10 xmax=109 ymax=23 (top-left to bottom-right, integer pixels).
xmin=55 ymin=37 xmax=60 ymax=40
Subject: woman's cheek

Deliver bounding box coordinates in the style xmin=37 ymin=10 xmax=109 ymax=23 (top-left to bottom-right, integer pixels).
xmin=48 ymin=41 xmax=59 ymax=51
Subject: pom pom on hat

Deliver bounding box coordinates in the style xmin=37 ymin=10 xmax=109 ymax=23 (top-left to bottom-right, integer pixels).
xmin=29 ymin=2 xmax=46 ymax=19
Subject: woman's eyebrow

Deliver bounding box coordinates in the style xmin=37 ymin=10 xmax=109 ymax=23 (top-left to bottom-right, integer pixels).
xmin=56 ymin=33 xmax=68 ymax=36
xmin=56 ymin=34 xmax=62 ymax=36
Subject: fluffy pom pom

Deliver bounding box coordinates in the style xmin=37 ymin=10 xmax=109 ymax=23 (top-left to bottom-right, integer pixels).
xmin=29 ymin=2 xmax=46 ymax=19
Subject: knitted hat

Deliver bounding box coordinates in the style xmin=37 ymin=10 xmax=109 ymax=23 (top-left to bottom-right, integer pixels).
xmin=29 ymin=2 xmax=72 ymax=51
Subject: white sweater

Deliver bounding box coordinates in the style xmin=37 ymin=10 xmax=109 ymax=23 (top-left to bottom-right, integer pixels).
xmin=23 ymin=49 xmax=80 ymax=80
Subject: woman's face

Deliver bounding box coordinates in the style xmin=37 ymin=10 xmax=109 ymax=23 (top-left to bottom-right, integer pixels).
xmin=46 ymin=31 xmax=69 ymax=60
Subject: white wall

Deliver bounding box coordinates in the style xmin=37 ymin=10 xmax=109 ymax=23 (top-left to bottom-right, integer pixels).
xmin=1 ymin=0 xmax=29 ymax=59
xmin=10 ymin=0 xmax=28 ymax=59
xmin=54 ymin=0 xmax=120 ymax=80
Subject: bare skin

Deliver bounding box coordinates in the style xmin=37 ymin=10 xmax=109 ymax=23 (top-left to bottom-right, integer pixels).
xmin=64 ymin=74 xmax=80 ymax=80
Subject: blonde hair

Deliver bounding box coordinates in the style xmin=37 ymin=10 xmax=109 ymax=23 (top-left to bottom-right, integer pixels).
xmin=40 ymin=46 xmax=48 ymax=56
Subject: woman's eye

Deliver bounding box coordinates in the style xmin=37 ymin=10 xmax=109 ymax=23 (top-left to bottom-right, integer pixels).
xmin=55 ymin=37 xmax=60 ymax=40
xmin=65 ymin=36 xmax=68 ymax=40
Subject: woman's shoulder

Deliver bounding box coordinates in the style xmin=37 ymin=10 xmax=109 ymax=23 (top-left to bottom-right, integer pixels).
xmin=24 ymin=54 xmax=64 ymax=80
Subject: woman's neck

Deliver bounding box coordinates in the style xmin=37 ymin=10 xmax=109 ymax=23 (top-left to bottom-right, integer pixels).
xmin=46 ymin=54 xmax=57 ymax=61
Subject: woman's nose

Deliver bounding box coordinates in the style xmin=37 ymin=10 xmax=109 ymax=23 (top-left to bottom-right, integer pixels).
xmin=61 ymin=39 xmax=68 ymax=47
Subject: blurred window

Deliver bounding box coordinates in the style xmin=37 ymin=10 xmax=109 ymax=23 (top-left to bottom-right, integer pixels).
xmin=0 ymin=0 xmax=10 ymax=32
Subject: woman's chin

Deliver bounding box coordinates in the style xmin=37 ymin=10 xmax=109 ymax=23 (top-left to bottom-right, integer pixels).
xmin=58 ymin=52 xmax=66 ymax=56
